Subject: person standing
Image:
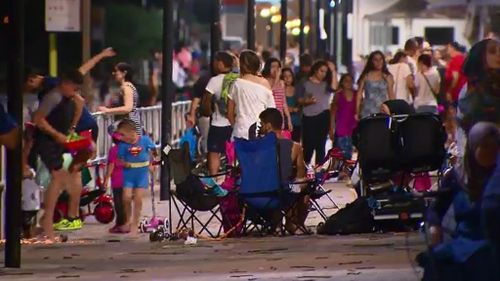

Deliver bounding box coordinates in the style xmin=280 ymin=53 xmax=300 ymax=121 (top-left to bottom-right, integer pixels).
xmin=414 ymin=54 xmax=441 ymax=114
xmin=33 ymin=70 xmax=85 ymax=239
xmin=388 ymin=51 xmax=415 ymax=104
xmin=227 ymin=50 xmax=275 ymax=140
xmin=201 ymin=51 xmax=235 ymax=175
xmin=356 ymin=51 xmax=395 ymax=120
xmin=262 ymin=58 xmax=293 ymax=131
xmin=297 ymin=60 xmax=334 ymax=164
xmin=103 ymin=133 xmax=127 ymax=234
xmin=188 ymin=74 xmax=212 ymax=155
xmin=404 ymin=38 xmax=420 ymax=78
xmin=98 ymin=62 xmax=142 ymax=135
xmin=116 ymin=119 xmax=158 ymax=235
xmin=283 ymin=68 xmax=302 ymax=142
xmin=445 ymin=42 xmax=467 ymax=104
xmin=331 ymin=74 xmax=357 ymax=160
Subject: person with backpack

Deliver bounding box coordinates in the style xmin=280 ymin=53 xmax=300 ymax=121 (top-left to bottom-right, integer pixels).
xmin=200 ymin=51 xmax=236 ymax=175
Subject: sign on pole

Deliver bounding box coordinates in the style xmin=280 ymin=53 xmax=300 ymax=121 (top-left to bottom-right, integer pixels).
xmin=45 ymin=0 xmax=81 ymax=32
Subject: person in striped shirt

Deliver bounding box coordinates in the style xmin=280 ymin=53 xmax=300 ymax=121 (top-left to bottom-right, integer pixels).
xmin=262 ymin=58 xmax=293 ymax=132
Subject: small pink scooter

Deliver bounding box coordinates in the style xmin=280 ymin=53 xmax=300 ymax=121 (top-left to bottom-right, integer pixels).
xmin=138 ymin=166 xmax=169 ymax=235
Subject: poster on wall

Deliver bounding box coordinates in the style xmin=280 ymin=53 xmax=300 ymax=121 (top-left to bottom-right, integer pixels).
xmin=45 ymin=0 xmax=81 ymax=32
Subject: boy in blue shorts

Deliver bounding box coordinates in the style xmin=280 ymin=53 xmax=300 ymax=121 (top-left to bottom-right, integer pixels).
xmin=116 ymin=119 xmax=157 ymax=234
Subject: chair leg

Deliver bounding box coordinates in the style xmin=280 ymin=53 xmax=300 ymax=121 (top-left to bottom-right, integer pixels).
xmin=310 ymin=199 xmax=328 ymax=221
xmin=319 ymin=184 xmax=339 ymax=209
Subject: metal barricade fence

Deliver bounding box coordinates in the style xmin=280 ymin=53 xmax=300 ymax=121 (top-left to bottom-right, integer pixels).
xmin=92 ymin=101 xmax=192 ymax=162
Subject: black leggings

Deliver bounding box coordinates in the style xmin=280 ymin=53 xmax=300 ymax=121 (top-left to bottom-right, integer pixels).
xmin=302 ymin=110 xmax=330 ymax=164
xmin=112 ymin=188 xmax=126 ymax=226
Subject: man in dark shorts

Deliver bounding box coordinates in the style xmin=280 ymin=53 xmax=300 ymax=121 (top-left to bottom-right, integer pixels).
xmin=33 ymin=70 xmax=85 ymax=239
xmin=202 ymin=51 xmax=235 ymax=175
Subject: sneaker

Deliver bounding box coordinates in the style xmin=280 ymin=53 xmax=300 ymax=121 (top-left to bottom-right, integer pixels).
xmin=54 ymin=219 xmax=82 ymax=231
xmin=53 ymin=219 xmax=70 ymax=230
xmin=72 ymin=219 xmax=83 ymax=230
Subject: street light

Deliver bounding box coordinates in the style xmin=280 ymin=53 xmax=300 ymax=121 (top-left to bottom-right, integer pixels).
xmin=260 ymin=8 xmax=271 ymax=18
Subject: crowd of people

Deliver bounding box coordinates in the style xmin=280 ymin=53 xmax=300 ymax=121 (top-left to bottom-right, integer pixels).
xmin=0 ymin=25 xmax=498 ymax=266
xmin=184 ymin=36 xmax=500 ymax=278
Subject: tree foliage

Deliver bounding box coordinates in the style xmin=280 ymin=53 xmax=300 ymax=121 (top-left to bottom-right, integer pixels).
xmin=105 ymin=4 xmax=163 ymax=60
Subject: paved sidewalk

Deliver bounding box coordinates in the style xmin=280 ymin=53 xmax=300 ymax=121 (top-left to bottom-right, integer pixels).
xmin=0 ymin=182 xmax=426 ymax=281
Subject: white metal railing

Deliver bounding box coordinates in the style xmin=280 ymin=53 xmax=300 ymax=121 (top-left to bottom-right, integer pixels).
xmin=92 ymin=101 xmax=192 ymax=162
xmin=0 ymin=101 xmax=192 ymax=184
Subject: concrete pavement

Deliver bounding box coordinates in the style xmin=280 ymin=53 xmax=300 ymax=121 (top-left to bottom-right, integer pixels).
xmin=0 ymin=182 xmax=426 ymax=281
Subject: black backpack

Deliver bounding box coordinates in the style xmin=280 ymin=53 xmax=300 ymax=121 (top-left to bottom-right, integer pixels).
xmin=317 ymin=197 xmax=375 ymax=235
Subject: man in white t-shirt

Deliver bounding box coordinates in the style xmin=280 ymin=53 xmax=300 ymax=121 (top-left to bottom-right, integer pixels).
xmin=414 ymin=54 xmax=441 ymax=114
xmin=202 ymin=51 xmax=235 ymax=175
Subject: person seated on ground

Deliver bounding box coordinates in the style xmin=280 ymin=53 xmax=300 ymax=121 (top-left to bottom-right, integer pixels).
xmin=259 ymin=108 xmax=309 ymax=234
xmin=380 ymin=99 xmax=415 ymax=116
xmin=419 ymin=122 xmax=499 ymax=281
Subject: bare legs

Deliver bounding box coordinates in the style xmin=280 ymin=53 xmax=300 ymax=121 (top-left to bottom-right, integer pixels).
xmin=66 ymin=171 xmax=82 ymax=219
xmin=42 ymin=169 xmax=67 ymax=239
xmin=122 ymin=188 xmax=145 ymax=235
xmin=208 ymin=152 xmax=221 ymax=176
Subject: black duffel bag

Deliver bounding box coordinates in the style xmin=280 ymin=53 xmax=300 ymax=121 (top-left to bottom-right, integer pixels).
xmin=317 ymin=197 xmax=375 ymax=235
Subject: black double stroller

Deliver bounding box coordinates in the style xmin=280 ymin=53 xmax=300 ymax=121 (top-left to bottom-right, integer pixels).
xmin=353 ymin=109 xmax=447 ymax=229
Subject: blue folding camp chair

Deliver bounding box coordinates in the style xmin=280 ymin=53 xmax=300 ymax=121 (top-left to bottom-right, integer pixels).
xmin=235 ymin=133 xmax=306 ymax=235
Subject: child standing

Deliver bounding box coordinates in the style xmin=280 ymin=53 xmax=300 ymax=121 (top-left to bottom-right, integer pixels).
xmin=104 ymin=133 xmax=127 ymax=233
xmin=330 ymin=74 xmax=357 ymax=160
xmin=115 ymin=119 xmax=157 ymax=234
xmin=22 ymin=166 xmax=41 ymax=239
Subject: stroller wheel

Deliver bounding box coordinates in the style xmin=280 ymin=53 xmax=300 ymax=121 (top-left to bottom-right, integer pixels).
xmin=94 ymin=202 xmax=115 ymax=224
xmin=162 ymin=218 xmax=169 ymax=231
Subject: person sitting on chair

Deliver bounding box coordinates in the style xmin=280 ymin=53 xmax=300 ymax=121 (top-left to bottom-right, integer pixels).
xmin=259 ymin=108 xmax=309 ymax=234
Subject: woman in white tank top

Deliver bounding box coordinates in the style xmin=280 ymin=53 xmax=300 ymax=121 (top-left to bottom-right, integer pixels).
xmin=227 ymin=50 xmax=276 ymax=139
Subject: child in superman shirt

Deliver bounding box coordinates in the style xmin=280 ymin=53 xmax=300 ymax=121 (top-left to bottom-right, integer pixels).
xmin=115 ymin=119 xmax=158 ymax=234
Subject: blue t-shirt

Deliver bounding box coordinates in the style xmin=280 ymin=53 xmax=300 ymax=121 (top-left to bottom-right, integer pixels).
xmin=0 ymin=104 xmax=17 ymax=134
xmin=118 ymin=135 xmax=156 ymax=164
